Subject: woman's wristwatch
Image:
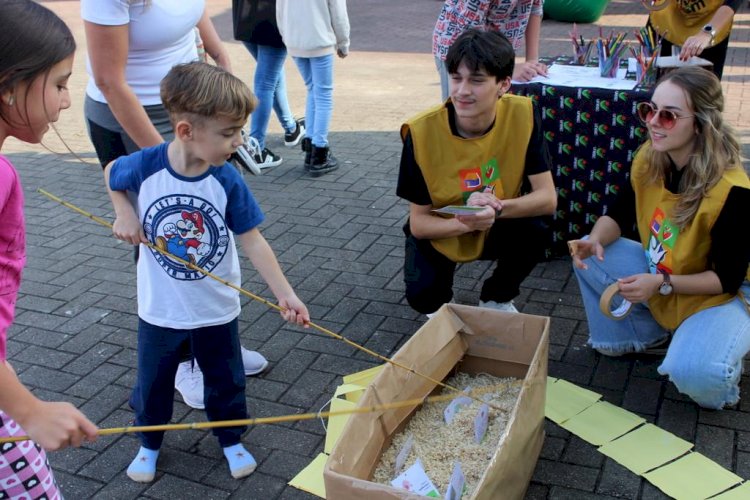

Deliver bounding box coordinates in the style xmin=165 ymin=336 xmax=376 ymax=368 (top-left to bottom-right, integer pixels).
xmin=702 ymin=24 xmax=716 ymax=46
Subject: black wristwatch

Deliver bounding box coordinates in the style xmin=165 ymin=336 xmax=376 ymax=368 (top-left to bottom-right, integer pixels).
xmin=658 ymin=270 xmax=673 ymax=296
xmin=702 ymin=24 xmax=716 ymax=46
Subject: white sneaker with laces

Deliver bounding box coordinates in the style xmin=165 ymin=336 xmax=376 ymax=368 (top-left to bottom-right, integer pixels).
xmin=246 ymin=136 xmax=282 ymax=169
xmin=479 ymin=300 xmax=519 ymax=313
xmin=175 ymin=361 xmax=205 ymax=409
xmin=241 ymin=347 xmax=269 ymax=376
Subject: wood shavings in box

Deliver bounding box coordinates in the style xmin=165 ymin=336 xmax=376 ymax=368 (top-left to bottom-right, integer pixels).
xmin=372 ymin=372 xmax=523 ymax=495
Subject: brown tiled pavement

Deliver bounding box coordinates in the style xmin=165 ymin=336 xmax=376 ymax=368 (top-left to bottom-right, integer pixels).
xmin=3 ymin=0 xmax=749 ymax=498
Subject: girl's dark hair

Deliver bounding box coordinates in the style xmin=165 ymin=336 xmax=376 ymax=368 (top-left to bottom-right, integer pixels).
xmin=445 ymin=28 xmax=515 ymax=80
xmin=0 ymin=0 xmax=76 ymax=121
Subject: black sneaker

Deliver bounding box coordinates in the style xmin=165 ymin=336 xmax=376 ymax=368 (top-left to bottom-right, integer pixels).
xmin=284 ymin=118 xmax=306 ymax=147
xmin=309 ymin=145 xmax=339 ymax=177
xmin=301 ymin=137 xmax=312 ymax=171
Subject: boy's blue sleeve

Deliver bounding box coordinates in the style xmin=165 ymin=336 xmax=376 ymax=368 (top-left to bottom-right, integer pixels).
xmin=109 ymin=144 xmax=165 ymax=193
xmin=220 ymin=166 xmax=265 ymax=235
xmin=109 ymin=151 xmax=143 ymax=193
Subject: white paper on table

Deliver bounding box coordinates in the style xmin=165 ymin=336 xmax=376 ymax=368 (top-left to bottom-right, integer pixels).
xmin=512 ymin=64 xmax=636 ymax=90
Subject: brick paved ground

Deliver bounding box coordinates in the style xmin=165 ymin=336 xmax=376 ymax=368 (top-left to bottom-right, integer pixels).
xmin=3 ymin=1 xmax=748 ymax=498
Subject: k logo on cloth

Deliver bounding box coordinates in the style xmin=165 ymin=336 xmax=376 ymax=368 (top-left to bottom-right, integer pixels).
xmin=143 ymin=194 xmax=231 ymax=280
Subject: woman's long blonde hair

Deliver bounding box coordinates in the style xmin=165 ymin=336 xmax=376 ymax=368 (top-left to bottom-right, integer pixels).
xmin=643 ymin=66 xmax=742 ymax=229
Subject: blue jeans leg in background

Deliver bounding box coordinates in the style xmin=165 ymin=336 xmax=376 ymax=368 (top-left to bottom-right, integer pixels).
xmin=573 ymin=237 xmax=669 ymax=355
xmin=659 ymin=282 xmax=750 ymax=409
xmin=243 ymin=42 xmax=296 ymax=148
xmin=293 ymin=54 xmax=334 ymax=148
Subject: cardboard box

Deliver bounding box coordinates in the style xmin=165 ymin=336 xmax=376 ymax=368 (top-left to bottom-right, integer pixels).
xmin=324 ymin=304 xmax=550 ymax=500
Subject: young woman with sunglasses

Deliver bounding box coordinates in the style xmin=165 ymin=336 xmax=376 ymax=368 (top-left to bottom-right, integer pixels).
xmin=568 ymin=66 xmax=750 ymax=410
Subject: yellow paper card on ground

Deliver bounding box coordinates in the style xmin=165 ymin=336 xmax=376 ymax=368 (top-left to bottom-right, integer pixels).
xmin=334 ymin=383 xmax=366 ymax=403
xmin=342 ymin=364 xmax=384 ymax=387
xmin=643 ymin=452 xmax=742 ymax=500
xmin=598 ymin=424 xmax=693 ymax=475
xmin=711 ymin=481 xmax=750 ymax=499
xmin=289 ymin=452 xmax=328 ymax=498
xmin=545 ymin=377 xmax=602 ymax=424
xmin=560 ymin=401 xmax=645 ymax=446
xmin=324 ymin=398 xmax=356 ymax=454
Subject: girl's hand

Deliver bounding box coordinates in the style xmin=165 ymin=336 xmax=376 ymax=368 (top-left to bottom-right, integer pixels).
xmin=278 ymin=294 xmax=310 ymax=327
xmin=20 ymin=401 xmax=98 ymax=451
xmin=617 ymin=273 xmax=661 ymax=303
xmin=568 ymin=238 xmax=604 ymax=269
xmin=112 ymin=211 xmax=146 ymax=245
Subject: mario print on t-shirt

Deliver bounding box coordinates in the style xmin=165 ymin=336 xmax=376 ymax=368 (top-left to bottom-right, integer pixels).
xmin=645 ymin=206 xmax=679 ymax=275
xmin=156 ymin=211 xmax=208 ymax=264
xmin=144 ymin=194 xmax=231 ymax=280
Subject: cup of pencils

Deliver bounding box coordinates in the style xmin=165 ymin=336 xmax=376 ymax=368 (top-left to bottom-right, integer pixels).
xmin=570 ymin=23 xmax=593 ymax=65
xmin=597 ymin=31 xmax=628 ymax=78
xmin=631 ymin=27 xmax=661 ymax=87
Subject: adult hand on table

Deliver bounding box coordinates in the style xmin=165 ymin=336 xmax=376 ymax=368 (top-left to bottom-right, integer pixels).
xmin=513 ymin=61 xmax=548 ymax=82
xmin=679 ymin=31 xmax=713 ymax=60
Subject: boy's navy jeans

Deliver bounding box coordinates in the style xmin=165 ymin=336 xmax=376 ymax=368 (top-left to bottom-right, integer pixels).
xmin=130 ymin=317 xmax=247 ymax=449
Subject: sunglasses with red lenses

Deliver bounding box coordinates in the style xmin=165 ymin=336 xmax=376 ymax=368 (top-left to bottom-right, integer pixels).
xmin=636 ymin=102 xmax=694 ymax=130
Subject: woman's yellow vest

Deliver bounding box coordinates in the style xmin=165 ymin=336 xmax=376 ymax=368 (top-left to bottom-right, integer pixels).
xmin=401 ymin=95 xmax=533 ymax=262
xmin=632 ymin=145 xmax=750 ymax=330
xmin=650 ymin=0 xmax=732 ymax=46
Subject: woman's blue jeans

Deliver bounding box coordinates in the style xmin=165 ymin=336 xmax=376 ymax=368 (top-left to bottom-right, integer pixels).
xmin=242 ymin=42 xmax=296 ymax=148
xmin=573 ymin=237 xmax=750 ymax=409
xmin=293 ymin=54 xmax=334 ymax=148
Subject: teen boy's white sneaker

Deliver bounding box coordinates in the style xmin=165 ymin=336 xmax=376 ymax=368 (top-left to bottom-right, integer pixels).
xmin=241 ymin=347 xmax=268 ymax=376
xmin=175 ymin=362 xmax=205 ymax=410
xmin=479 ymin=300 xmax=519 ymax=313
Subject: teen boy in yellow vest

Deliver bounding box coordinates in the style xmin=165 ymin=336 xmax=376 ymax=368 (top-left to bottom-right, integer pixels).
xmin=396 ymin=29 xmax=556 ymax=315
xmin=648 ymin=0 xmax=742 ymax=79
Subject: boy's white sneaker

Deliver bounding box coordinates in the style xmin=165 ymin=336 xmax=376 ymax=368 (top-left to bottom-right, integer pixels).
xmin=175 ymin=362 xmax=205 ymax=409
xmin=479 ymin=300 xmax=519 ymax=313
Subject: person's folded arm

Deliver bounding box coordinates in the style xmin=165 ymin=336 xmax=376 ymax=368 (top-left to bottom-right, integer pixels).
xmin=84 ymin=21 xmax=164 ymax=149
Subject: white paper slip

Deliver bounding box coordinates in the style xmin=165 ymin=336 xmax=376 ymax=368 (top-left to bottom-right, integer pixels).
xmin=444 ymin=462 xmax=466 ymax=500
xmin=391 ymin=459 xmax=440 ymax=497
xmin=474 ymin=403 xmax=490 ymax=444
xmin=444 ymin=395 xmax=472 ymax=424
xmin=394 ymin=434 xmax=415 ymax=477
xmin=432 ymin=206 xmax=486 ymax=216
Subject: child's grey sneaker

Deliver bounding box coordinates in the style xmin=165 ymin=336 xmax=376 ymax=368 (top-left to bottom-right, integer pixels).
xmin=284 ymin=118 xmax=305 ymax=147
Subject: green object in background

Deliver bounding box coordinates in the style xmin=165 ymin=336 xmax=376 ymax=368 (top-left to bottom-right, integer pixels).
xmin=543 ymin=0 xmax=611 ymax=23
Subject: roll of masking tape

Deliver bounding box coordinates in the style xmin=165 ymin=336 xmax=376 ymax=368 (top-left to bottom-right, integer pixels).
xmin=599 ymin=282 xmax=633 ymax=320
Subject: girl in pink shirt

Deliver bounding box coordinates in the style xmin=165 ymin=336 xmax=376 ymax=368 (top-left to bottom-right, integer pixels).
xmin=0 ymin=1 xmax=98 ymax=497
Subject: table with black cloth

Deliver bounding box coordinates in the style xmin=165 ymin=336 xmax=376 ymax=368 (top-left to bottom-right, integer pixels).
xmin=511 ymin=56 xmax=653 ymax=257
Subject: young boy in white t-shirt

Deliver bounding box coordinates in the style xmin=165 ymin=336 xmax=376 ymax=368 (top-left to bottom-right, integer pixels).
xmin=104 ymin=62 xmax=310 ymax=483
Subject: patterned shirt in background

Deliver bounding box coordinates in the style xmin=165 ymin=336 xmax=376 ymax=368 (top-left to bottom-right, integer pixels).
xmin=432 ymin=0 xmax=544 ymax=60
